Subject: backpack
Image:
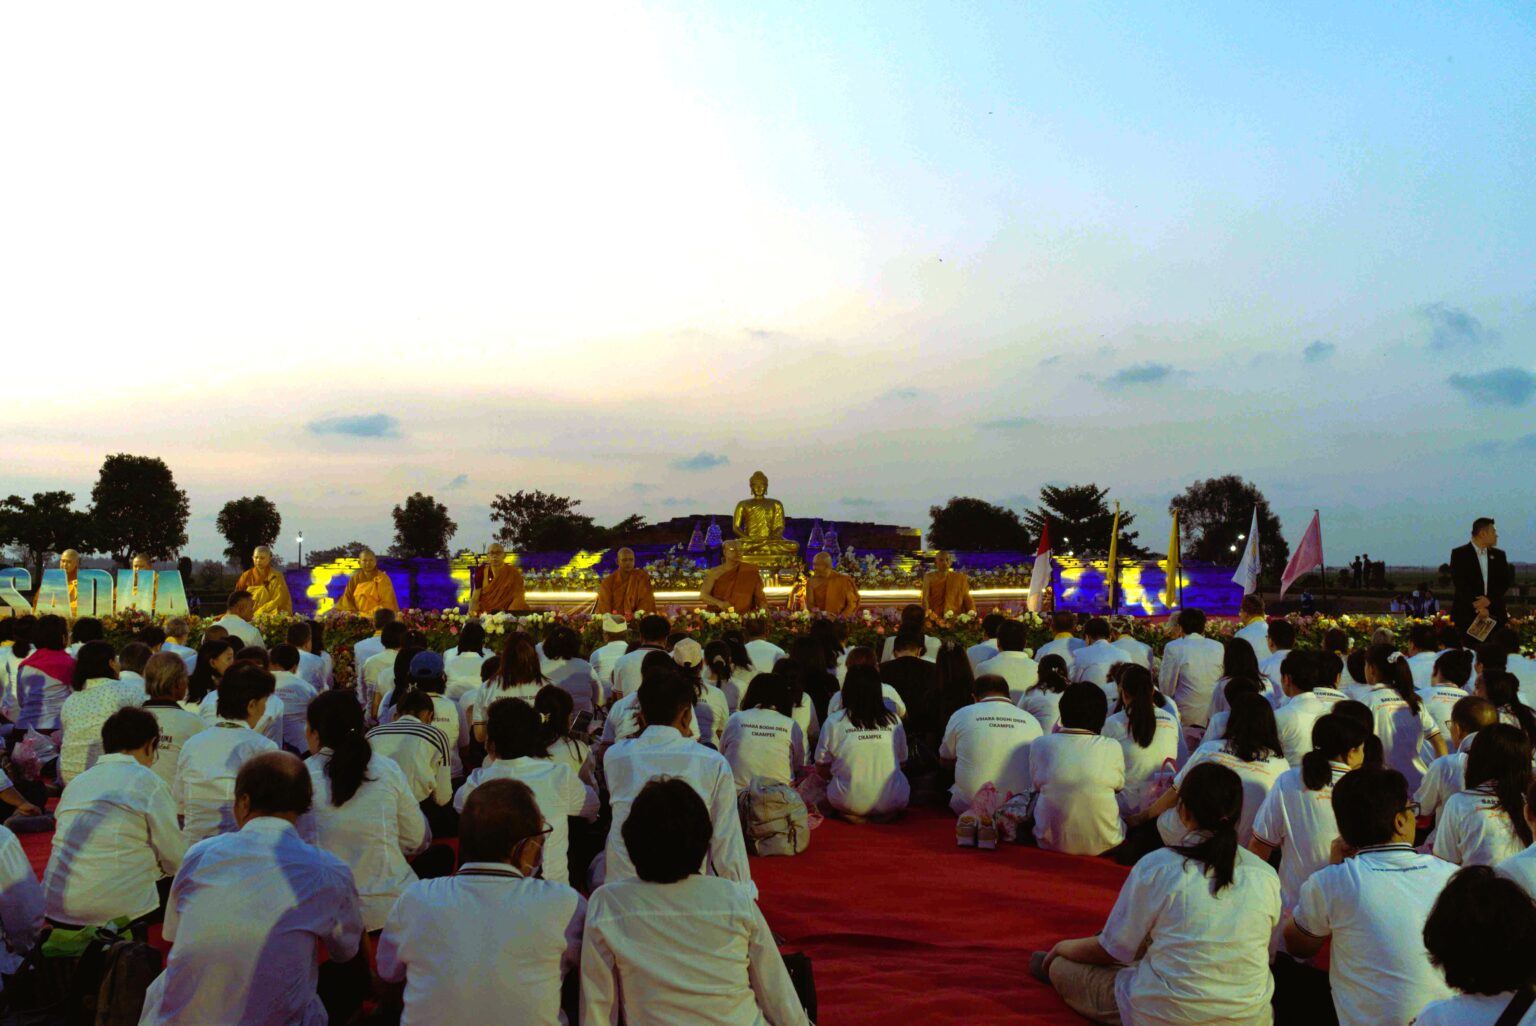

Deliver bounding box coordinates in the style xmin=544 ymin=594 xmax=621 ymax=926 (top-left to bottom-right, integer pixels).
xmin=74 ymin=932 xmax=162 ymax=1026
xmin=737 ymin=778 xmax=810 ymax=857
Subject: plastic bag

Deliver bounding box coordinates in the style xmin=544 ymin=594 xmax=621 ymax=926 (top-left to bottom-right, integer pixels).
xmin=11 ymin=729 xmax=57 ymax=782
xmin=1146 ymin=758 xmax=1179 ymax=806
xmin=994 ymin=793 xmax=1035 ymax=843
xmin=966 ymin=782 xmax=1005 ymax=820
xmin=794 ymin=773 xmax=827 ymax=830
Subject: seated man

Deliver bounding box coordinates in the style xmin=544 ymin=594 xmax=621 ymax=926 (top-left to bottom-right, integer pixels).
xmin=1068 ymin=617 xmax=1121 ymax=690
xmin=804 ymin=551 xmax=859 ymax=616
xmin=1035 ymin=612 xmax=1081 ymax=670
xmin=269 ymin=644 xmax=319 ymax=754
xmin=940 ymin=673 xmax=1042 ymax=815
xmin=379 ymin=779 xmax=585 ymax=1026
xmin=175 ymin=664 xmax=280 ymax=844
xmin=966 ymin=613 xmax=1005 ymax=673
xmin=700 ymin=541 xmax=766 ymax=615
xmin=920 ymin=551 xmax=974 ymax=618
xmin=209 ymin=590 xmax=264 ymax=650
xmin=140 ymin=752 xmax=363 ymax=1026
xmin=974 ymin=620 xmax=1038 ymax=703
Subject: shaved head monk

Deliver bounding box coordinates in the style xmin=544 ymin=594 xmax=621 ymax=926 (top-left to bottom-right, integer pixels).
xmin=236 ymin=546 xmax=292 ymax=616
xmin=51 ymin=549 xmax=82 ymax=615
xmin=338 ymin=549 xmax=400 ymax=616
xmin=700 ymin=540 xmax=766 ymax=614
xmin=806 ymin=551 xmax=859 ymax=616
xmin=473 ymin=543 xmax=529 ymax=614
xmin=921 ymin=551 xmax=975 ymax=619
xmin=596 ymin=547 xmax=657 ymax=618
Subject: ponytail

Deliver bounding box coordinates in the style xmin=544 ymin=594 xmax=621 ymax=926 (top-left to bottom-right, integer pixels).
xmin=1365 ymin=643 xmax=1420 ymax=713
xmin=1300 ymin=713 xmax=1368 ymax=791
xmin=1484 ymin=672 xmax=1536 ymax=751
xmin=533 ymin=684 xmax=575 ymax=746
xmin=1465 ymin=724 xmax=1535 ymax=847
xmin=1119 ymin=665 xmax=1158 ymax=749
xmin=1172 ymin=762 xmax=1243 ymax=893
xmin=308 ymin=690 xmax=373 ymax=806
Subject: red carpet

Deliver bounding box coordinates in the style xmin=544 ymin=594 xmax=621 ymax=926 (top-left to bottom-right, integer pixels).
xmin=752 ymin=806 xmax=1129 ymax=1025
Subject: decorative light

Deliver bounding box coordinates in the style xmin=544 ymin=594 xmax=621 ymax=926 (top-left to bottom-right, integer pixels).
xmin=1230 ymin=544 xmax=1238 ymax=552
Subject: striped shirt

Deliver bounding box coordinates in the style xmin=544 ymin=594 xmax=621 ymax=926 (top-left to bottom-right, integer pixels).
xmin=367 ymin=720 xmax=452 ymax=806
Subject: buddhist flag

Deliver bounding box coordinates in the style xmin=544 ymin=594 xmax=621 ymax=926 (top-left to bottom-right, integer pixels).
xmin=1166 ymin=508 xmax=1182 ymax=609
xmin=1106 ymin=502 xmax=1121 ymax=611
xmin=1027 ymin=520 xmax=1052 ymax=613
xmin=1279 ymin=510 xmax=1325 ymax=598
xmin=1232 ymin=508 xmax=1261 ymax=596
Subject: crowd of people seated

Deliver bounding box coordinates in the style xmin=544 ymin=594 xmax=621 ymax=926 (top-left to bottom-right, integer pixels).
xmin=0 ymin=590 xmax=1534 ymax=1024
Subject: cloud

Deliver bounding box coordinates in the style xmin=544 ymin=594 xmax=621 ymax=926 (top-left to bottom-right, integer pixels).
xmin=1448 ymin=368 xmax=1536 ymax=407
xmin=630 ymin=482 xmax=657 ymax=494
xmin=671 ymin=452 xmax=729 ymax=471
xmin=1104 ymin=363 xmax=1175 ymax=387
xmin=661 ymin=497 xmax=699 ymax=508
xmin=444 ymin=474 xmax=469 ymax=490
xmin=306 ymin=413 xmax=401 ymax=438
xmin=881 ymin=387 xmax=927 ymax=401
xmin=1469 ymin=432 xmax=1536 ymax=456
xmin=980 ymin=416 xmax=1034 ymax=430
xmin=1302 ymin=340 xmax=1336 ymax=363
xmin=841 ymin=497 xmax=881 ymax=508
xmin=1422 ymin=303 xmax=1497 ymax=350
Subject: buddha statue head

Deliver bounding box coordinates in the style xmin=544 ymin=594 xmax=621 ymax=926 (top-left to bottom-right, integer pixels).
xmin=749 ymin=471 xmax=769 ymax=498
xmin=252 ymin=546 xmax=273 ymax=572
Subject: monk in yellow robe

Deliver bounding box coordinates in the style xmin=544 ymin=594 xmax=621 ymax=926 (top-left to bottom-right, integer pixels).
xmin=595 ymin=547 xmax=656 ymax=617
xmin=338 ymin=549 xmax=400 ymax=615
xmin=806 ymin=551 xmax=860 ymax=616
xmin=235 ymin=546 xmax=292 ymax=616
xmin=53 ymin=549 xmax=81 ymax=615
xmin=473 ymin=543 xmax=530 ymax=613
xmin=701 ymin=541 xmax=766 ymax=614
xmin=921 ymin=551 xmax=975 ymax=618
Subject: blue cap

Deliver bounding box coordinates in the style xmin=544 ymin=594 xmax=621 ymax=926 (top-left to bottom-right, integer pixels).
xmin=408 ymin=650 xmax=445 ymax=680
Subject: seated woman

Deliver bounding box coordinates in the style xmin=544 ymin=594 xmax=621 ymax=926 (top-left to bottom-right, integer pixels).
xmin=59 ymin=640 xmax=142 ymax=784
xmin=721 ymin=674 xmax=806 ymax=790
xmin=1032 ymin=762 xmax=1281 ymax=1026
xmin=1432 ymin=723 xmax=1533 ymax=867
xmin=814 ymin=667 xmax=909 ymax=822
xmin=1200 ymin=675 xmax=1265 ymax=742
xmin=1021 ymin=654 xmax=1070 ymax=736
xmin=703 ymin=638 xmax=757 ymax=713
xmin=1028 ymin=682 xmax=1125 ymax=856
xmin=1102 ymin=664 xmax=1186 ymax=819
xmin=538 ymin=625 xmax=596 ymax=717
xmin=1417 ymin=865 xmax=1536 ymax=1026
xmin=580 ymin=778 xmax=810 ymax=1026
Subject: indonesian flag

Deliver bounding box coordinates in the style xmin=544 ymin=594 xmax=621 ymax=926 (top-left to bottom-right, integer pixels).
xmin=1028 ymin=520 xmax=1052 ymax=613
xmin=1279 ymin=511 xmax=1325 ymax=598
xmin=1232 ymin=508 xmax=1261 ymax=596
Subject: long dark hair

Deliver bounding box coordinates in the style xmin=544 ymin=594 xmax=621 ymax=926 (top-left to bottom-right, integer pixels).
xmin=1224 ymin=693 xmax=1282 ymax=763
xmin=308 ymin=690 xmax=373 ymax=806
xmin=1301 ymin=712 xmax=1368 ymax=791
xmin=1365 ymin=643 xmax=1421 ymax=713
xmin=496 ymin=633 xmax=544 ymax=693
xmin=703 ymin=639 xmax=735 ymax=684
xmin=840 ymin=666 xmax=897 ymax=731
xmin=71 ymin=640 xmax=118 ymax=689
xmin=1483 ymin=672 xmax=1536 ymax=751
xmin=719 ymin=630 xmax=751 ymax=670
xmin=1036 ymin=654 xmax=1070 ymax=694
xmin=1118 ymin=664 xmax=1159 ymax=749
xmin=807 ymin=619 xmax=842 ymax=669
xmin=1466 ymin=724 xmax=1535 ymax=847
xmin=188 ymin=640 xmax=233 ymax=703
xmin=740 ymin=673 xmax=794 ymax=717
xmin=771 ymin=659 xmax=807 ymax=711
xmin=1173 ymin=762 xmax=1244 ymax=893
xmin=8 ymin=616 xmax=36 ymax=660
xmin=534 ymin=684 xmax=580 ymax=747
xmin=1222 ymin=638 xmax=1261 ymax=681
xmin=935 ymin=638 xmax=975 ymax=722
xmin=787 ymin=636 xmax=837 ymax=714
xmin=456 ymin=621 xmax=486 ymax=655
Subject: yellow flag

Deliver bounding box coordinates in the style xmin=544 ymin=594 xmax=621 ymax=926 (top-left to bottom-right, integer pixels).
xmin=1167 ymin=508 xmax=1181 ymax=609
xmin=1107 ymin=501 xmax=1121 ymax=611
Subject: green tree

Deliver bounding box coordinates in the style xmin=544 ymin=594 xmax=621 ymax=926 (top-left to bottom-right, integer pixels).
xmin=600 ymin=513 xmax=650 ymax=547
xmin=1168 ymin=475 xmax=1289 ymax=581
xmin=88 ymin=453 xmax=190 ymax=565
xmin=490 ymin=490 xmax=586 ymax=550
xmin=307 ymin=540 xmax=373 ymax=565
xmin=390 ymin=493 xmax=458 ymax=559
xmin=0 ymin=491 xmax=95 ymax=585
xmin=927 ymin=497 xmax=1032 ymax=551
xmin=216 ymin=496 xmax=283 ymax=570
xmin=1024 ymin=484 xmax=1145 ymax=557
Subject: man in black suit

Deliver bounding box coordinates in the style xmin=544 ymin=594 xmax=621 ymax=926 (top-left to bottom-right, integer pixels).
xmin=1451 ymin=517 xmax=1511 ymax=636
xmin=881 ymin=629 xmax=941 ymax=747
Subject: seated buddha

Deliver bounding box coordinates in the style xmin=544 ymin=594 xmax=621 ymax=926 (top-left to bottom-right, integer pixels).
xmin=731 ymin=471 xmax=800 ymax=569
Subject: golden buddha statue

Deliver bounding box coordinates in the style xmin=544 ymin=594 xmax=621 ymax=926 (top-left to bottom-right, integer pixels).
xmin=731 ymin=471 xmax=800 ymax=569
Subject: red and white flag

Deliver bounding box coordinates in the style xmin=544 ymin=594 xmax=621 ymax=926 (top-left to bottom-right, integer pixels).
xmin=1279 ymin=511 xmax=1324 ymax=598
xmin=1028 ymin=521 xmax=1052 ymax=612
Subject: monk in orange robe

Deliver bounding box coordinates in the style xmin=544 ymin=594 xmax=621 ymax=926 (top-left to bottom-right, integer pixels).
xmin=57 ymin=549 xmax=81 ymax=616
xmin=805 ymin=551 xmax=859 ymax=616
xmin=595 ymin=547 xmax=656 ymax=617
xmin=474 ymin=543 xmax=530 ymax=613
xmin=700 ymin=541 xmax=766 ymax=614
xmin=235 ymin=546 xmax=292 ymax=615
xmin=921 ymin=551 xmax=974 ymax=618
xmin=338 ymin=549 xmax=400 ymax=615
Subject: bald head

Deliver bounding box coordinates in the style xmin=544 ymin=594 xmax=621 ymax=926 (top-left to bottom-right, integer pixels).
xmin=934 ymin=551 xmax=952 ymax=572
xmin=60 ymin=549 xmax=80 ymax=573
xmin=486 ymin=543 xmax=506 ymax=566
xmin=460 ymin=778 xmax=544 ymax=864
xmin=131 ymin=553 xmax=152 ymax=570
xmin=252 ymin=546 xmax=273 ymax=570
xmin=617 ymin=547 xmax=636 ymax=571
xmin=813 ymin=551 xmax=833 ymax=573
xmin=358 ymin=549 xmax=378 ymax=572
xmin=721 ymin=540 xmax=742 ymax=564
xmin=234 ymin=751 xmax=312 ymax=824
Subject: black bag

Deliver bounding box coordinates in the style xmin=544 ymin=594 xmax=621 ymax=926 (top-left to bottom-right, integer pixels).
xmin=83 ymin=937 xmax=162 ymax=1026
xmin=780 ymin=951 xmax=817 ymax=1023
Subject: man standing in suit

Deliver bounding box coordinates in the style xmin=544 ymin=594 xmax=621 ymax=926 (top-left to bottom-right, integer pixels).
xmin=1451 ymin=517 xmax=1510 ymax=637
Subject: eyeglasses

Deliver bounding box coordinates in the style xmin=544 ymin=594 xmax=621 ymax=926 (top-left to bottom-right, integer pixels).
xmin=1402 ymin=801 xmax=1421 ymax=818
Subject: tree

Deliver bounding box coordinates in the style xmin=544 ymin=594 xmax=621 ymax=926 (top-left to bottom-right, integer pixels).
xmin=1024 ymin=484 xmax=1145 ymax=557
xmin=0 ymin=491 xmax=95 ymax=585
xmin=601 ymin=514 xmax=650 ymax=547
xmin=88 ymin=453 xmax=190 ymax=565
xmin=1168 ymin=475 xmax=1289 ymax=581
xmin=390 ymin=493 xmax=458 ymax=559
xmin=307 ymin=540 xmax=372 ymax=565
xmin=216 ymin=496 xmax=283 ymax=569
xmin=489 ymin=490 xmax=586 ymax=550
xmin=927 ymin=497 xmax=1032 ymax=551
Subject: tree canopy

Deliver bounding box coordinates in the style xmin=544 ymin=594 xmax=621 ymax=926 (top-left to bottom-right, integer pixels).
xmin=927 ymin=497 xmax=1032 ymax=551
xmin=1169 ymin=475 xmax=1289 ymax=580
xmin=1024 ymin=484 xmax=1145 ymax=557
xmin=489 ymin=491 xmax=647 ymax=551
xmin=0 ymin=491 xmax=95 ymax=584
xmin=216 ymin=496 xmax=283 ymax=569
xmin=390 ymin=493 xmax=458 ymax=559
xmin=88 ymin=454 xmax=190 ymax=565
xmin=307 ymin=540 xmax=373 ymax=566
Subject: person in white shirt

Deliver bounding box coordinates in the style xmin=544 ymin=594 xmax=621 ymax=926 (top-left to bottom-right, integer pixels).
xmin=1257 ymin=619 xmax=1296 ymax=700
xmin=1068 ymin=617 xmax=1122 ymax=691
xmin=1405 ymin=623 xmax=1444 ymax=688
xmin=744 ymin=617 xmax=788 ymax=672
xmin=1020 ymin=654 xmax=1071 ymax=736
xmin=973 ymin=620 xmax=1038 ymax=704
xmin=186 ymin=638 xmax=234 ymax=712
xmin=1034 ymin=611 xmax=1081 ymax=671
xmin=362 ymin=623 xmax=409 ymax=723
xmin=535 ymin=685 xmax=595 ymax=785
xmin=1157 ymin=608 xmax=1226 ymax=738
xmin=1418 ymin=696 xmax=1497 ymax=831
xmin=175 ymin=664 xmax=281 ymax=844
xmin=473 ymin=635 xmax=548 ymax=741
xmin=1028 ymin=682 xmax=1125 ymax=855
xmin=878 ymin=604 xmax=940 ymax=664
xmin=58 ymin=641 xmax=144 ymax=783
xmin=1250 ymin=712 xmax=1368 ymax=915
xmin=199 ymin=647 xmax=286 ymax=749
xmin=1232 ymin=595 xmax=1269 ymax=663
xmin=352 ymin=608 xmax=396 ymax=691
xmin=587 ymin=614 xmax=631 ymax=707
xmin=368 ymin=689 xmax=454 ymax=812
xmin=44 ymin=707 xmax=184 ymax=927
xmin=1419 ymin=649 xmax=1474 ymax=755
xmin=1495 ymin=778 xmax=1536 ymax=900
xmin=600 ymin=650 xmax=678 ymax=745
xmin=1272 ymin=651 xmax=1348 ymax=767
xmin=269 ymin=644 xmax=319 ymax=754
xmin=1103 ymin=664 xmax=1187 ymax=818
xmin=453 ymin=696 xmax=598 ymax=887
xmin=705 ymin=637 xmax=759 ymax=714
xmin=141 ymin=652 xmax=208 ymax=792
xmin=1480 ymin=669 xmax=1536 ymax=751
xmin=1108 ymin=617 xmax=1153 ymax=671
xmin=442 ymin=621 xmax=492 ymax=700
xmin=16 ymin=615 xmax=76 ymax=733
xmin=1360 ymin=642 xmax=1448 ymax=794
xmin=540 ymin=624 xmax=597 ymax=716
xmin=610 ymin=614 xmax=671 ymax=702
xmin=721 ymin=674 xmax=806 ymax=790
xmin=1433 ymin=724 xmax=1533 ymax=867
xmin=1202 ymin=676 xmax=1264 ymax=743
xmin=1034 ymin=762 xmax=1280 ymax=1026
xmin=965 ymin=613 xmax=1005 ymax=672
xmin=815 ymin=670 xmax=909 ymax=821
xmin=1284 ymin=766 xmax=1458 ymax=1026
xmin=1205 ymin=634 xmax=1270 ymax=722
xmin=602 ymin=674 xmax=752 ymax=887
xmin=673 ymin=639 xmax=730 ymax=748
xmin=939 ymin=673 xmax=1041 ymax=815
xmin=0 ymin=822 xmax=43 ymax=981
xmin=210 ymin=589 xmax=264 ymax=650
xmin=1416 ymin=864 xmax=1536 ymax=1026
xmin=379 ymin=778 xmax=585 ymax=1026
xmin=287 ymin=622 xmax=327 ymax=689
xmin=160 ymin=616 xmax=199 ymax=673
xmin=115 ymin=641 xmax=153 ymax=702
xmin=140 ymin=751 xmax=364 ymax=1026
xmin=582 ymin=777 xmax=810 ymax=1026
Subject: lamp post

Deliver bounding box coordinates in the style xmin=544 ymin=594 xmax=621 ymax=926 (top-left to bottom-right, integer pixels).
xmin=297 ymin=533 xmax=304 ymax=567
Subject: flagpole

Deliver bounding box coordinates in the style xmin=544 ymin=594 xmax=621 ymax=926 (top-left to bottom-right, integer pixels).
xmin=1315 ymin=508 xmax=1325 ymax=614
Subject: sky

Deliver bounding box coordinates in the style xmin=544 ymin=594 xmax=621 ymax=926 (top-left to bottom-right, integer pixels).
xmin=2 ymin=2 xmax=1533 ymax=565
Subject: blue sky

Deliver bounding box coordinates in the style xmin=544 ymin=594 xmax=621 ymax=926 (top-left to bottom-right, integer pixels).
xmin=1 ymin=2 xmax=1532 ymax=565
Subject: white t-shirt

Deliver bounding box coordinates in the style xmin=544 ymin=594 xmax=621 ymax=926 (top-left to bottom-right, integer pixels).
xmin=1068 ymin=639 xmax=1121 ymax=688
xmin=879 ymin=635 xmax=939 ymax=664
xmin=1034 ymin=636 xmax=1077 ymax=671
xmin=1161 ymin=742 xmax=1288 ymax=847
xmin=452 ymin=756 xmax=598 ymax=886
xmin=1110 ymin=635 xmax=1153 ymax=671
xmin=828 ymin=683 xmax=906 ymax=720
xmin=713 ymin=667 xmax=757 ymax=713
xmin=1233 ymin=619 xmax=1268 ymax=664
xmin=600 ymin=692 xmax=643 ymax=744
xmin=939 ymin=699 xmax=1041 ymax=808
xmin=744 ymin=639 xmax=787 ymax=673
xmin=720 ymin=708 xmax=805 ymax=789
xmin=1028 ymin=731 xmax=1124 ymax=855
xmin=1158 ymin=634 xmax=1226 ymax=728
xmin=814 ymin=710 xmax=909 ymax=818
xmin=1416 ymin=993 xmax=1536 ymax=1026
xmin=541 ymin=658 xmax=597 ymax=715
xmin=1360 ymin=684 xmax=1441 ymax=794
xmin=694 ymin=683 xmax=731 ymax=748
xmin=443 ymin=650 xmax=491 ymax=688
xmin=1272 ymin=687 xmax=1348 ymax=767
xmin=610 ymin=645 xmax=666 ymax=700
xmin=1432 ymin=784 xmax=1528 ymax=867
xmin=972 ymin=651 xmax=1038 ymax=703
xmin=1417 ymin=685 xmax=1468 ymax=754
xmin=1416 ymin=749 xmax=1469 ymax=827
xmin=1102 ymin=704 xmax=1186 ymax=816
xmin=1291 ymin=844 xmax=1456 ymax=1026
xmin=1019 ymin=688 xmax=1063 ymax=736
xmin=1251 ymin=761 xmax=1348 ymax=910
xmin=965 ymin=639 xmax=999 ymax=673
xmin=1496 ymin=843 xmax=1536 ymax=901
xmin=1100 ymin=846 xmax=1279 ymax=1026
xmin=791 ymin=692 xmax=820 ymax=751
xmin=587 ymin=640 xmax=628 ymax=696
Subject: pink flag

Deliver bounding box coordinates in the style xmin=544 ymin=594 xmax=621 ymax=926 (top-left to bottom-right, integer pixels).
xmin=1279 ymin=512 xmax=1324 ymax=598
xmin=1028 ymin=521 xmax=1052 ymax=613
